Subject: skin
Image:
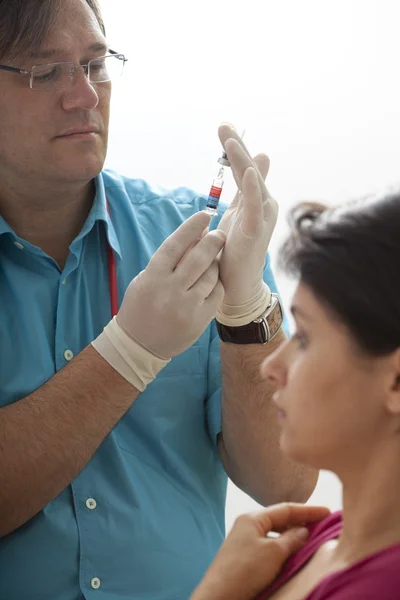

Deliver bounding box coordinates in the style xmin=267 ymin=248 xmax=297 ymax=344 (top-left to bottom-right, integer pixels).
xmin=192 ymin=282 xmax=400 ymax=599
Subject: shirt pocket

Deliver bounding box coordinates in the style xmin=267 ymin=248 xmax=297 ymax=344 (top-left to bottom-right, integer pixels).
xmin=156 ymin=345 xmax=204 ymax=378
xmin=114 ymin=344 xmax=210 ymax=469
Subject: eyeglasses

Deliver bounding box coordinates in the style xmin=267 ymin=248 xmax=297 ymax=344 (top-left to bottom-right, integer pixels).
xmin=0 ymin=51 xmax=128 ymax=91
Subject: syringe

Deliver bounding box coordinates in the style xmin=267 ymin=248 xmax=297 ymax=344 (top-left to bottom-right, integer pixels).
xmin=205 ymin=130 xmax=245 ymax=216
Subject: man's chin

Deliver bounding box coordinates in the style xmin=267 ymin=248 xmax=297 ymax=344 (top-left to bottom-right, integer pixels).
xmin=51 ymin=154 xmax=106 ymax=183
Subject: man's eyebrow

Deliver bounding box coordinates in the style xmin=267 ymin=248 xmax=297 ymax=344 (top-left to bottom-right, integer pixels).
xmin=29 ymin=42 xmax=108 ymax=60
xmin=291 ymin=305 xmax=314 ymax=321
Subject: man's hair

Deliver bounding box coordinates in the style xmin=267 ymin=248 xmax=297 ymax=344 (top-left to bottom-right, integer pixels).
xmin=280 ymin=192 xmax=400 ymax=356
xmin=0 ymin=0 xmax=106 ymax=61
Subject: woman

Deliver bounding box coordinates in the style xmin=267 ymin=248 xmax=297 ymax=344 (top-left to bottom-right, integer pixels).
xmin=191 ymin=191 xmax=400 ymax=599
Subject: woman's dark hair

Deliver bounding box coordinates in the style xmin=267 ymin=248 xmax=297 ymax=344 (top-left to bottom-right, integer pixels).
xmin=280 ymin=191 xmax=400 ymax=356
xmin=0 ymin=0 xmax=106 ymax=61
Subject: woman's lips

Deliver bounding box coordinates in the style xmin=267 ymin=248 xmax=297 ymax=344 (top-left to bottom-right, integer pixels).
xmin=272 ymin=392 xmax=286 ymax=419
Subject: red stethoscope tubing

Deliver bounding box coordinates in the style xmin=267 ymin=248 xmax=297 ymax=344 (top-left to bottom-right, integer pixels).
xmin=106 ymin=200 xmax=119 ymax=318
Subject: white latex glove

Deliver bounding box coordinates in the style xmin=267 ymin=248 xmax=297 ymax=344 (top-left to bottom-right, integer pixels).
xmin=216 ymin=123 xmax=279 ymax=327
xmin=92 ymin=211 xmax=225 ymax=391
xmin=117 ymin=211 xmax=226 ymax=358
xmin=190 ymin=503 xmax=330 ymax=600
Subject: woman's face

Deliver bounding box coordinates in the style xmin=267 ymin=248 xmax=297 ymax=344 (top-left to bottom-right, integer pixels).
xmin=261 ymin=282 xmax=392 ymax=472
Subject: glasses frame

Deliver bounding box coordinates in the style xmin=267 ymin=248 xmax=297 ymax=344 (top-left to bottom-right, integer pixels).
xmin=0 ymin=50 xmax=128 ymax=91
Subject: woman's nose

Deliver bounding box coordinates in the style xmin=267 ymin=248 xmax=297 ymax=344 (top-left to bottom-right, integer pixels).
xmin=260 ymin=339 xmax=289 ymax=387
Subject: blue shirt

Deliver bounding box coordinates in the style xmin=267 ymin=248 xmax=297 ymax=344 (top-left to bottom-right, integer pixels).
xmin=0 ymin=171 xmax=283 ymax=600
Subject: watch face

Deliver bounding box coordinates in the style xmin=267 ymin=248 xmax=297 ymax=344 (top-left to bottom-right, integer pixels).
xmin=268 ymin=297 xmax=283 ymax=339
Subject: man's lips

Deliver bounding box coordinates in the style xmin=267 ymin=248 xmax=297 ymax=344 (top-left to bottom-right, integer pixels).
xmin=56 ymin=126 xmax=100 ymax=137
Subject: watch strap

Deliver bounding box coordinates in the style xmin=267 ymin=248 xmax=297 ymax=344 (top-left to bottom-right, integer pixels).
xmin=216 ymin=294 xmax=283 ymax=345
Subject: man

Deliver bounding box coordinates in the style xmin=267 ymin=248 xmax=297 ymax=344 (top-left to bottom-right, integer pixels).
xmin=0 ymin=0 xmax=318 ymax=598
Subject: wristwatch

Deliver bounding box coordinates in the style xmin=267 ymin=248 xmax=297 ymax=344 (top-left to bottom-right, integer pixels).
xmin=216 ymin=294 xmax=283 ymax=345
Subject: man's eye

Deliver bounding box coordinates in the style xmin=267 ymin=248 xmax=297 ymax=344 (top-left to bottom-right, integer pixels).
xmin=292 ymin=331 xmax=308 ymax=349
xmin=34 ymin=67 xmax=58 ymax=82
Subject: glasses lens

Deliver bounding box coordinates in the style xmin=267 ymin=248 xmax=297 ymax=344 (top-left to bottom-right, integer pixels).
xmin=89 ymin=55 xmax=125 ymax=83
xmin=31 ymin=63 xmax=65 ymax=91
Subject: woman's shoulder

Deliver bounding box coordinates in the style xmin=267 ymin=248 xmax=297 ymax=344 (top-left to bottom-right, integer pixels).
xmin=313 ymin=539 xmax=400 ymax=599
xmin=305 ymin=511 xmax=400 ymax=599
xmin=258 ymin=511 xmax=400 ymax=599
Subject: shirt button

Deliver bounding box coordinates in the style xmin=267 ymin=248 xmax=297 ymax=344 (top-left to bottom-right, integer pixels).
xmin=86 ymin=498 xmax=97 ymax=510
xmin=91 ymin=577 xmax=101 ymax=590
xmin=61 ymin=279 xmax=67 ymax=285
xmin=64 ymin=349 xmax=74 ymax=361
xmin=14 ymin=241 xmax=24 ymax=250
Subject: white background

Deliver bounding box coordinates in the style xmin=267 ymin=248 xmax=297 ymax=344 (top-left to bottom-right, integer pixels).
xmin=99 ymin=0 xmax=400 ymax=531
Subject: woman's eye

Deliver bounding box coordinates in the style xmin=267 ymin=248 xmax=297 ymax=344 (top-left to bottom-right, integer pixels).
xmin=292 ymin=331 xmax=308 ymax=349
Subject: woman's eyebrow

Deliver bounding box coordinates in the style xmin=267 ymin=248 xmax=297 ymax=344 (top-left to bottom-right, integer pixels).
xmin=291 ymin=305 xmax=314 ymax=321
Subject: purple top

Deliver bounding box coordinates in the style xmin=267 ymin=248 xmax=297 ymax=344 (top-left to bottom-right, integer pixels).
xmin=257 ymin=511 xmax=400 ymax=599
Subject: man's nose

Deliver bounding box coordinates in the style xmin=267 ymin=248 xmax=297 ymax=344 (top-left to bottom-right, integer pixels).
xmin=61 ymin=66 xmax=99 ymax=111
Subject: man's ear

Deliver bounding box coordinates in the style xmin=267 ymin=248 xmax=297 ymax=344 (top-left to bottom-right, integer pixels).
xmin=385 ymin=348 xmax=400 ymax=415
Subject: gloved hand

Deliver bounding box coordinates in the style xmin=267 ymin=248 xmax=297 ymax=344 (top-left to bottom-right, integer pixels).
xmin=190 ymin=503 xmax=330 ymax=600
xmin=216 ymin=123 xmax=279 ymax=327
xmin=92 ymin=211 xmax=225 ymax=391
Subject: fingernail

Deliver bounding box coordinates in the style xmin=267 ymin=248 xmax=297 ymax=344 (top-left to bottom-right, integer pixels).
xmin=295 ymin=527 xmax=309 ymax=540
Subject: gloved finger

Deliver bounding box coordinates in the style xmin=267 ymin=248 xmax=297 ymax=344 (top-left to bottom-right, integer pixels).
xmin=246 ymin=503 xmax=330 ymax=536
xmin=203 ymin=278 xmax=225 ymax=315
xmin=177 ymin=225 xmax=210 ymax=267
xmin=189 ymin=259 xmax=219 ymax=300
xmin=240 ymin=167 xmax=264 ymax=238
xmin=224 ymin=138 xmax=269 ymax=205
xmin=218 ymin=123 xmax=270 ymax=186
xmin=252 ymin=154 xmax=280 ymax=224
xmin=150 ymin=211 xmax=212 ymax=273
xmin=176 ymin=229 xmax=226 ymax=290
xmin=218 ymin=154 xmax=268 ymax=234
xmin=253 ymin=153 xmax=270 ymax=181
xmin=228 ymin=189 xmax=241 ymax=212
xmin=218 ymin=122 xmax=252 ymax=160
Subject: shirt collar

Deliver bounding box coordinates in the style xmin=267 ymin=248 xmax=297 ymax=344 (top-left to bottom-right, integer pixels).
xmin=0 ymin=173 xmax=122 ymax=259
xmin=0 ymin=214 xmax=13 ymax=236
xmin=72 ymin=173 xmax=122 ymax=258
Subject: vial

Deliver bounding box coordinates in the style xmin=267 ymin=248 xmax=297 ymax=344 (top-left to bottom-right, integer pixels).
xmin=205 ymin=152 xmax=231 ymax=215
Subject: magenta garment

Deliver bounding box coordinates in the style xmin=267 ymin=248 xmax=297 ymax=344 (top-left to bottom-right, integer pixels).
xmin=257 ymin=511 xmax=400 ymax=599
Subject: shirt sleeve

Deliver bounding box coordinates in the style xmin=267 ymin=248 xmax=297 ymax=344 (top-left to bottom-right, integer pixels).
xmin=205 ymin=253 xmax=289 ymax=445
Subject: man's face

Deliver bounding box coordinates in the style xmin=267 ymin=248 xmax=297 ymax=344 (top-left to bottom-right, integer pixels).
xmin=0 ymin=0 xmax=111 ymax=186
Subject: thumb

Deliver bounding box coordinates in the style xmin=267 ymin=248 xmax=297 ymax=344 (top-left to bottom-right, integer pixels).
xmin=150 ymin=211 xmax=212 ymax=272
xmin=273 ymin=526 xmax=309 ymax=558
